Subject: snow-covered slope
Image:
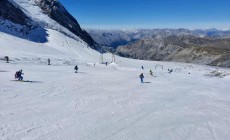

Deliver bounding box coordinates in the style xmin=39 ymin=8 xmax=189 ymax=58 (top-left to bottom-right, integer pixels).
xmin=0 ymin=0 xmax=98 ymax=49
xmin=1 ymin=1 xmax=230 ymax=139
xmin=1 ymin=25 xmax=230 ymax=140
xmin=0 ymin=0 xmax=102 ymax=64
xmin=11 ymin=0 xmax=81 ymax=40
xmin=1 ymin=49 xmax=230 ymax=140
xmin=0 ymin=29 xmax=100 ymax=65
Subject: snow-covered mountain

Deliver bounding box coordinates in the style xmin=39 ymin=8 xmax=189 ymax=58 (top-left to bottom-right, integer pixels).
xmin=1 ymin=32 xmax=230 ymax=139
xmin=0 ymin=0 xmax=106 ymax=65
xmin=0 ymin=0 xmax=48 ymax=42
xmin=87 ymin=29 xmax=230 ymax=68
xmin=0 ymin=0 xmax=99 ymax=50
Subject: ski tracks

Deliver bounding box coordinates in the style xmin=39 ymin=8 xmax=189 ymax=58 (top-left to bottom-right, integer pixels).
xmin=84 ymin=100 xmax=164 ymax=140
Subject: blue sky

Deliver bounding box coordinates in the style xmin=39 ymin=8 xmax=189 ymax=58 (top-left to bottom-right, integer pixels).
xmin=59 ymin=0 xmax=230 ymax=30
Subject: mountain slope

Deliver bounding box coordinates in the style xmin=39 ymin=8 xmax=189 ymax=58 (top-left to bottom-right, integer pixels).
xmin=87 ymin=28 xmax=230 ymax=50
xmin=0 ymin=0 xmax=29 ymax=26
xmin=0 ymin=0 xmax=48 ymax=42
xmin=0 ymin=0 xmax=99 ymax=50
xmin=87 ymin=29 xmax=230 ymax=68
xmin=116 ymin=35 xmax=230 ymax=67
xmin=35 ymin=0 xmax=99 ymax=49
xmin=1 ymin=47 xmax=230 ymax=140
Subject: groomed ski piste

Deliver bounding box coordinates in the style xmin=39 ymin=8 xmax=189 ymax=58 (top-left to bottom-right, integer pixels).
xmin=1 ymin=0 xmax=230 ymax=139
xmin=1 ymin=29 xmax=230 ymax=140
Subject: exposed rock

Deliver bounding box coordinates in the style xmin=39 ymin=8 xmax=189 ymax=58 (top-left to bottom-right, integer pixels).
xmin=87 ymin=29 xmax=230 ymax=50
xmin=116 ymin=35 xmax=230 ymax=68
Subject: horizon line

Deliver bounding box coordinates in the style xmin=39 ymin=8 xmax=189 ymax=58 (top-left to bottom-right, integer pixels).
xmin=83 ymin=27 xmax=230 ymax=31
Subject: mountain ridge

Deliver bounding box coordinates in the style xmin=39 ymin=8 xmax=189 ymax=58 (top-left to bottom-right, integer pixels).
xmin=87 ymin=29 xmax=230 ymax=68
xmin=116 ymin=34 xmax=230 ymax=67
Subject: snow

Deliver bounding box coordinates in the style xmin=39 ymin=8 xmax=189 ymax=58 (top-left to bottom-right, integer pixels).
xmin=1 ymin=0 xmax=230 ymax=139
xmin=1 ymin=29 xmax=230 ymax=140
xmin=12 ymin=0 xmax=83 ymax=41
xmin=0 ymin=29 xmax=99 ymax=65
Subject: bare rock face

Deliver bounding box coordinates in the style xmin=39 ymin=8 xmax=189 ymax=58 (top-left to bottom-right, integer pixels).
xmin=116 ymin=35 xmax=230 ymax=68
xmin=35 ymin=0 xmax=99 ymax=50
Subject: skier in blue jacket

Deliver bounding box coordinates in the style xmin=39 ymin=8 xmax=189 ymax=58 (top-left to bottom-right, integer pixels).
xmin=139 ymin=73 xmax=144 ymax=83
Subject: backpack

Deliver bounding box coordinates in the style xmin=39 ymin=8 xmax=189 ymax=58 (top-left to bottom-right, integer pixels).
xmin=15 ymin=71 xmax=19 ymax=79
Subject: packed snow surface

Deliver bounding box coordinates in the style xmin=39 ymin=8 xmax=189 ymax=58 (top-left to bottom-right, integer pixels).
xmin=1 ymin=31 xmax=230 ymax=140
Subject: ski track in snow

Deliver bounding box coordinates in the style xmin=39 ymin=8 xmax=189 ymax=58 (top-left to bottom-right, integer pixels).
xmin=1 ymin=61 xmax=229 ymax=140
xmin=1 ymin=21 xmax=230 ymax=139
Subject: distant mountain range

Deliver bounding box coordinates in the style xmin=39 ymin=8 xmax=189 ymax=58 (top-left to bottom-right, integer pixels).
xmin=87 ymin=28 xmax=230 ymax=49
xmin=87 ymin=29 xmax=230 ymax=67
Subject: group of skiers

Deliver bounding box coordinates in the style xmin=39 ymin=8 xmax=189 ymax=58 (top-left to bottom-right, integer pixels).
xmin=139 ymin=65 xmax=178 ymax=83
xmin=139 ymin=71 xmax=154 ymax=83
xmin=12 ymin=60 xmax=158 ymax=84
xmin=139 ymin=66 xmax=155 ymax=84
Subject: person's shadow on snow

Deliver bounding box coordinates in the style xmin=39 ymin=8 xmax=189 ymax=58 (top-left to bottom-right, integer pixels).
xmin=143 ymin=82 xmax=151 ymax=83
xmin=11 ymin=80 xmax=43 ymax=83
xmin=0 ymin=70 xmax=8 ymax=72
xmin=75 ymin=72 xmax=87 ymax=74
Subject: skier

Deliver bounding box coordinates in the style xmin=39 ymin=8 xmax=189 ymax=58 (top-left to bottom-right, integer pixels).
xmin=74 ymin=65 xmax=78 ymax=73
xmin=48 ymin=58 xmax=51 ymax=65
xmin=168 ymin=69 xmax=173 ymax=73
xmin=15 ymin=69 xmax=23 ymax=81
xmin=149 ymin=70 xmax=153 ymax=76
xmin=139 ymin=73 xmax=144 ymax=83
xmin=5 ymin=56 xmax=9 ymax=63
xmin=141 ymin=66 xmax=144 ymax=70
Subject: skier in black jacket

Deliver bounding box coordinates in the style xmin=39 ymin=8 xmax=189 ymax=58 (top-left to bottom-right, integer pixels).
xmin=15 ymin=69 xmax=23 ymax=81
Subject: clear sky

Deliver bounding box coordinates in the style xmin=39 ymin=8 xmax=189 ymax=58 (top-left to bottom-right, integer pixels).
xmin=58 ymin=0 xmax=230 ymax=30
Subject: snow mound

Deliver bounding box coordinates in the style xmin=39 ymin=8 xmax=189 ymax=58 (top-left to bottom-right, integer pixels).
xmin=205 ymin=70 xmax=230 ymax=78
xmin=109 ymin=62 xmax=118 ymax=67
